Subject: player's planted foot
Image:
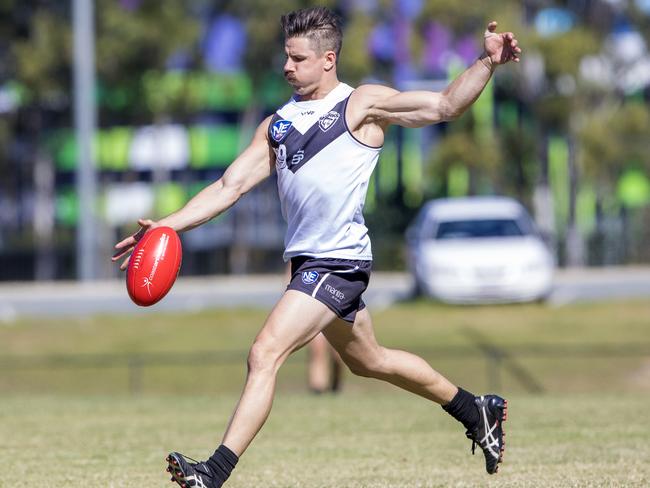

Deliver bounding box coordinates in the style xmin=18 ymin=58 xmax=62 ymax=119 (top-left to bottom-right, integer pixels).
xmin=465 ymin=395 xmax=507 ymax=474
xmin=167 ymin=452 xmax=220 ymax=488
xmin=167 ymin=445 xmax=238 ymax=488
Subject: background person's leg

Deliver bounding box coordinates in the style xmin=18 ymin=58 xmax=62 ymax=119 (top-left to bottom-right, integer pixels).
xmin=328 ymin=343 xmax=344 ymax=392
xmin=307 ymin=332 xmax=331 ymax=393
xmin=221 ymin=290 xmax=337 ymax=456
xmin=307 ymin=332 xmax=345 ymax=393
xmin=323 ymin=307 xmax=458 ymax=404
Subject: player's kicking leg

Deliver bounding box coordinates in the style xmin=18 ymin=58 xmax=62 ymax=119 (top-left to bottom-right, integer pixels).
xmin=166 ymin=290 xmax=338 ymax=488
xmin=323 ymin=308 xmax=507 ymax=474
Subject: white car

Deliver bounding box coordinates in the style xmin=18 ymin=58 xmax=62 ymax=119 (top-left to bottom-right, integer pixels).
xmin=406 ymin=196 xmax=555 ymax=304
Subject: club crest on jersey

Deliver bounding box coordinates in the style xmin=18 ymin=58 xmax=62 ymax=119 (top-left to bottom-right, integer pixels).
xmin=301 ymin=270 xmax=319 ymax=285
xmin=318 ymin=111 xmax=340 ymax=132
xmin=271 ymin=120 xmax=292 ymax=142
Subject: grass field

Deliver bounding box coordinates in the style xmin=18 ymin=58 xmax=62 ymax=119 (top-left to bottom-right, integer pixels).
xmin=2 ymin=300 xmax=650 ymax=486
xmin=3 ymin=392 xmax=650 ymax=487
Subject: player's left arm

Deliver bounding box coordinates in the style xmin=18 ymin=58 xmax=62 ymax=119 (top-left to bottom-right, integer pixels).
xmin=364 ymin=21 xmax=521 ymax=128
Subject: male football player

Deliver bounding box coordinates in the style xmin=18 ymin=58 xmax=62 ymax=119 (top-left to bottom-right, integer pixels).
xmin=113 ymin=6 xmax=519 ymax=487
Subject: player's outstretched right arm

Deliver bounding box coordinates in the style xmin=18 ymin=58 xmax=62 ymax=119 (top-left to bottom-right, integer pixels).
xmin=112 ymin=116 xmax=275 ymax=270
xmin=349 ymin=21 xmax=521 ymax=135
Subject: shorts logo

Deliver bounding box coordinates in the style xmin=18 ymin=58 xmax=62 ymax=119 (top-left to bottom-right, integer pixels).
xmin=318 ymin=111 xmax=340 ymax=132
xmin=324 ymin=283 xmax=345 ymax=302
xmin=271 ymin=120 xmax=292 ymax=142
xmin=301 ymin=270 xmax=319 ymax=285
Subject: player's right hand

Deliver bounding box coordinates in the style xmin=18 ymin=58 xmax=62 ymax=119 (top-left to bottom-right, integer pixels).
xmin=112 ymin=218 xmax=159 ymax=271
xmin=483 ymin=21 xmax=521 ymax=66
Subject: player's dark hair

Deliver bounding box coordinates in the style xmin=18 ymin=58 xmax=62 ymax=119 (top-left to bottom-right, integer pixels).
xmin=281 ymin=7 xmax=342 ymax=59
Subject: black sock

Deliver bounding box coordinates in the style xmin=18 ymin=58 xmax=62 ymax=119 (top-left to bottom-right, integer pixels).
xmin=441 ymin=387 xmax=480 ymax=431
xmin=206 ymin=444 xmax=239 ymax=486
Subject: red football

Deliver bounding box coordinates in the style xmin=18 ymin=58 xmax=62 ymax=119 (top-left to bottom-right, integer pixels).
xmin=126 ymin=226 xmax=182 ymax=306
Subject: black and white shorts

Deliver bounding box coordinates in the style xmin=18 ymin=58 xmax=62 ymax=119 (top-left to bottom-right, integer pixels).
xmin=287 ymin=256 xmax=372 ymax=323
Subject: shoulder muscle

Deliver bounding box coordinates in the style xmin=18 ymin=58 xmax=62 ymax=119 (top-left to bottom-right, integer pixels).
xmin=347 ymin=84 xmax=399 ymax=129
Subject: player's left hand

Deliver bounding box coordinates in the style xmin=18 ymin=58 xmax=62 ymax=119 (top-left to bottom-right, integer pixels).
xmin=483 ymin=21 xmax=521 ymax=67
xmin=112 ymin=218 xmax=160 ymax=271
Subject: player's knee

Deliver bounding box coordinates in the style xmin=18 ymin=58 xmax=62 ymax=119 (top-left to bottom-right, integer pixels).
xmin=247 ymin=341 xmax=281 ymax=375
xmin=345 ymin=350 xmax=387 ymax=378
xmin=347 ymin=361 xmax=373 ymax=378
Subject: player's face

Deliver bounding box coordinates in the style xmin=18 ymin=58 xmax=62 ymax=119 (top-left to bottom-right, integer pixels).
xmin=283 ymin=37 xmax=330 ymax=97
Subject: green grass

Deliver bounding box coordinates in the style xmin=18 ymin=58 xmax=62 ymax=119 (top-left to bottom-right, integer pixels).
xmin=2 ymin=392 xmax=649 ymax=487
xmin=1 ymin=300 xmax=649 ymax=394
xmin=1 ymin=300 xmax=650 ymax=486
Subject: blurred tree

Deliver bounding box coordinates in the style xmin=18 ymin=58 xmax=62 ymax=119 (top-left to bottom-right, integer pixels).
xmin=0 ymin=0 xmax=201 ymax=279
xmin=217 ymin=0 xmax=338 ymax=84
xmin=580 ymin=102 xmax=650 ymax=195
xmin=95 ymin=0 xmax=199 ymax=117
xmin=419 ymin=0 xmax=519 ymax=32
xmin=526 ymin=27 xmax=601 ymax=132
xmin=426 ymin=124 xmax=501 ymax=197
xmin=629 ymin=2 xmax=650 ymax=43
xmin=337 ymin=10 xmax=374 ymax=85
xmin=579 ymin=101 xmax=650 ymax=264
xmin=7 ymin=0 xmax=200 ymax=117
xmin=543 ymin=31 xmax=599 ymax=265
xmin=493 ymin=111 xmax=538 ymax=203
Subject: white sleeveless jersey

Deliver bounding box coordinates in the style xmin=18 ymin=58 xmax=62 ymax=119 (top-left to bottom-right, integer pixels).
xmin=268 ymin=83 xmax=381 ymax=261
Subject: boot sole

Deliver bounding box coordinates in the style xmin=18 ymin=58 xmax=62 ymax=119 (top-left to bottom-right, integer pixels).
xmin=492 ymin=398 xmax=508 ymax=474
xmin=166 ymin=453 xmax=189 ymax=487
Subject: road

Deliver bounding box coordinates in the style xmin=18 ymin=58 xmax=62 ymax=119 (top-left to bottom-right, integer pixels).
xmin=1 ymin=267 xmax=649 ymax=322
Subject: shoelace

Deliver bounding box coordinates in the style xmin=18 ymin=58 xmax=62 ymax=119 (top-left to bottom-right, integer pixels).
xmin=175 ymin=452 xmax=212 ymax=475
xmin=179 ymin=453 xmax=201 ymax=465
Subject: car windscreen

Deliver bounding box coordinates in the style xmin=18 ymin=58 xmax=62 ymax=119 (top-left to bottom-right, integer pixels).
xmin=434 ymin=219 xmax=527 ymax=239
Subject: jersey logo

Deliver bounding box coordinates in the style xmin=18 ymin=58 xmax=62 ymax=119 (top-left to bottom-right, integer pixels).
xmin=275 ymin=144 xmax=287 ymax=169
xmin=318 ymin=111 xmax=340 ymax=132
xmin=271 ymin=119 xmax=292 ymax=142
xmin=291 ymin=150 xmax=305 ymax=166
xmin=301 ymin=270 xmax=319 ymax=285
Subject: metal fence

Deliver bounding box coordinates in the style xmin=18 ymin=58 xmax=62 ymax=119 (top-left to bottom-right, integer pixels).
xmin=2 ymin=339 xmax=649 ymax=395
